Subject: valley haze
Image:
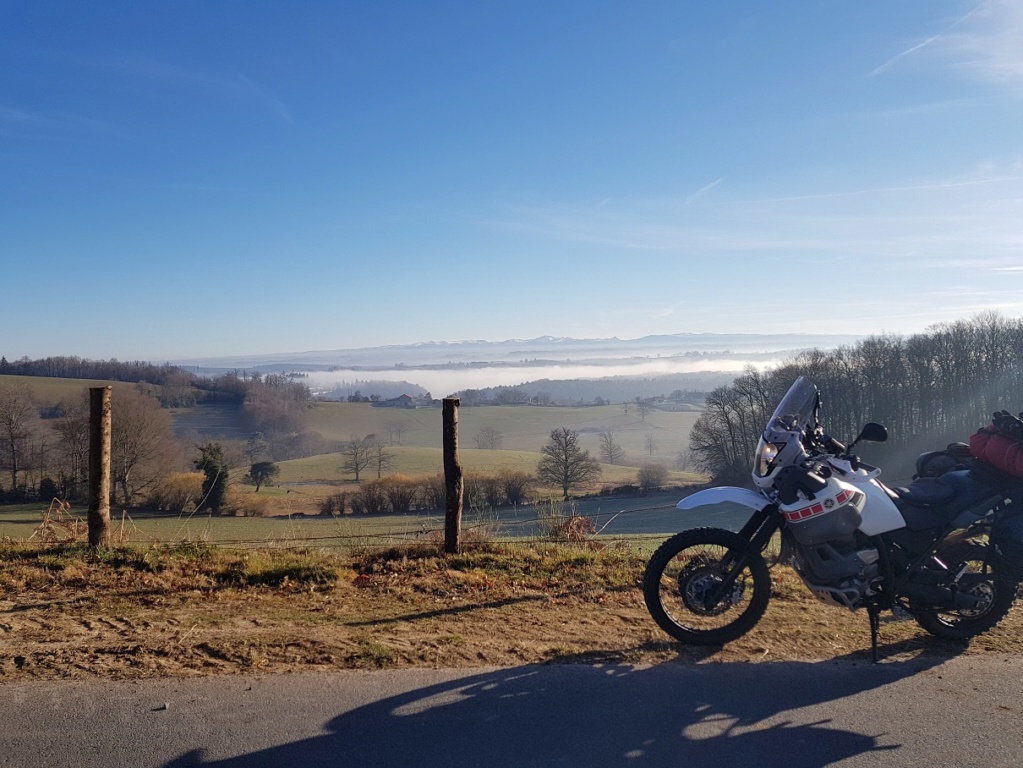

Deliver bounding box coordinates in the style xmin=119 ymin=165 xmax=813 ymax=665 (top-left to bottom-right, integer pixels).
xmin=171 ymin=332 xmax=860 ymax=398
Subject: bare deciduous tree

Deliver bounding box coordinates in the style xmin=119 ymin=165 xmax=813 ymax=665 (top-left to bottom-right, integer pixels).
xmin=688 ymin=313 xmax=1023 ymax=481
xmin=598 ymin=429 xmax=625 ymax=465
xmin=386 ymin=421 xmax=409 ymax=446
xmin=537 ymin=427 xmax=601 ymax=499
xmin=51 ymin=396 xmax=91 ymax=498
xmin=0 ymin=382 xmax=39 ymax=494
xmin=473 ymin=426 xmax=504 ymax=450
xmin=675 ymin=448 xmax=696 ymax=472
xmin=111 ymin=388 xmax=183 ymax=506
xmin=635 ymin=398 xmax=652 ymax=421
xmin=372 ymin=441 xmax=394 ymax=479
xmin=339 ymin=435 xmax=375 ymax=481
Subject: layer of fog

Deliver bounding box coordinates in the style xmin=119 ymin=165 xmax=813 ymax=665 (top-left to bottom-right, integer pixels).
xmin=303 ymin=356 xmax=781 ymax=398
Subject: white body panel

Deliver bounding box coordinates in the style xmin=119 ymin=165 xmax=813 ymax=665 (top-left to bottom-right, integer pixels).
xmin=677 ymin=487 xmax=770 ymax=512
xmin=678 ymin=474 xmax=906 ymax=537
xmin=827 ymin=459 xmax=907 ymax=535
xmin=856 ymin=479 xmax=907 ymax=535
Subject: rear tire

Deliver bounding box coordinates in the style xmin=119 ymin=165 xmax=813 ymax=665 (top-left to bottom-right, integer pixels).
xmin=643 ymin=527 xmax=770 ymax=645
xmin=915 ymin=543 xmax=1018 ymax=641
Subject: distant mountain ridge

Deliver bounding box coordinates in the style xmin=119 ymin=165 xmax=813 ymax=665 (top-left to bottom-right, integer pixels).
xmin=173 ymin=332 xmax=861 ymax=372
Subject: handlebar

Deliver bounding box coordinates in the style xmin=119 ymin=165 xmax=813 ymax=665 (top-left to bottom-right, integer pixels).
xmin=822 ymin=434 xmax=846 ymax=454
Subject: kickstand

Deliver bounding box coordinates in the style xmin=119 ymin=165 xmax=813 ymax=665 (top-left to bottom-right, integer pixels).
xmin=867 ymin=602 xmax=881 ymax=663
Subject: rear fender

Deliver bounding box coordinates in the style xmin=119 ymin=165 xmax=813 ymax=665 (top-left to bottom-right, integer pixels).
xmin=677 ymin=487 xmax=771 ymax=512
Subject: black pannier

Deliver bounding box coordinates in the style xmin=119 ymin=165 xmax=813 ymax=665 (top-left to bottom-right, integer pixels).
xmin=991 ymin=513 xmax=1023 ymax=582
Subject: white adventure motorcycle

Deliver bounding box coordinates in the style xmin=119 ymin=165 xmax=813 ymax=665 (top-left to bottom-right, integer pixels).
xmin=644 ymin=376 xmax=1023 ymax=659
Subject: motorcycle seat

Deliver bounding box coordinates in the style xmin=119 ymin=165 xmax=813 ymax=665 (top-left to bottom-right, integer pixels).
xmin=891 ymin=469 xmax=991 ymax=506
xmin=889 ymin=470 xmax=1000 ymax=531
xmin=890 ymin=477 xmax=955 ymax=506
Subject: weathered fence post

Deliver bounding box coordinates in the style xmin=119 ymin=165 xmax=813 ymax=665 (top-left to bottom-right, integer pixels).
xmin=443 ymin=397 xmax=463 ymax=554
xmin=88 ymin=386 xmax=112 ymax=548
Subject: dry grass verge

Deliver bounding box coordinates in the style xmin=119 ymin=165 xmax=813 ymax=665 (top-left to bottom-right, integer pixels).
xmin=1 ymin=540 xmax=1021 ymax=680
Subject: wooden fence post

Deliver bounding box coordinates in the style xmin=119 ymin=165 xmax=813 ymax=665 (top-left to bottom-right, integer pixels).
xmin=443 ymin=397 xmax=463 ymax=554
xmin=88 ymin=386 xmax=112 ymax=548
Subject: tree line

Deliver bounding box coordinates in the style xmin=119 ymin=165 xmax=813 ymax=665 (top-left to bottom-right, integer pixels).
xmin=0 ymin=368 xmax=313 ymax=503
xmin=690 ymin=312 xmax=1023 ymax=483
xmin=0 ymin=355 xmax=191 ymax=387
xmin=0 ymin=355 xmax=312 ymax=410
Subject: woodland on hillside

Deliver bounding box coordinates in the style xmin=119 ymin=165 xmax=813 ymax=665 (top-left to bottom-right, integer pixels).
xmin=690 ymin=312 xmax=1023 ymax=482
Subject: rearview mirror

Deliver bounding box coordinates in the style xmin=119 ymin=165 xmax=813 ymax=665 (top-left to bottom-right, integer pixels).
xmin=854 ymin=422 xmax=888 ymax=445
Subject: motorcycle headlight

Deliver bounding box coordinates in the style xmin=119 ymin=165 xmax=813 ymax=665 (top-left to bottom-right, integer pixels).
xmin=754 ymin=439 xmax=785 ymax=478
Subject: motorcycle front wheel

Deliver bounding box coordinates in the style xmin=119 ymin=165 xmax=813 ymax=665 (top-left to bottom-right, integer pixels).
xmin=643 ymin=527 xmax=771 ymax=645
xmin=914 ymin=543 xmax=1018 ymax=641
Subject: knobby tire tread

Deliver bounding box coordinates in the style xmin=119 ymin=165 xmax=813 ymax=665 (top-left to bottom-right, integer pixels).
xmin=643 ymin=527 xmax=771 ymax=646
xmin=914 ymin=542 xmax=1018 ymax=641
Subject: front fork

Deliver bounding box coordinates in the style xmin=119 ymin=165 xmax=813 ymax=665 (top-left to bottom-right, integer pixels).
xmin=705 ymin=505 xmax=782 ymax=607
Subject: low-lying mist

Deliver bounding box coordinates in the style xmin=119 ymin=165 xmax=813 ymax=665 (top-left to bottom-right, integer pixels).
xmin=303 ymin=356 xmax=784 ymax=399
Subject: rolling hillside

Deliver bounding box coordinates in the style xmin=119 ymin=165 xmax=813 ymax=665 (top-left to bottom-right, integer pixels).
xmin=2 ymin=374 xmax=705 ymax=512
xmin=2 ymin=373 xmax=702 ymax=471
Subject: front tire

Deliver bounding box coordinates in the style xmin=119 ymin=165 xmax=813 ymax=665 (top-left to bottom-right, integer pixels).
xmin=643 ymin=527 xmax=771 ymax=645
xmin=915 ymin=543 xmax=1018 ymax=641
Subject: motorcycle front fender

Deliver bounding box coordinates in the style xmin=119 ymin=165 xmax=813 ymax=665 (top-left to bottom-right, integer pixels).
xmin=677 ymin=487 xmax=771 ymax=512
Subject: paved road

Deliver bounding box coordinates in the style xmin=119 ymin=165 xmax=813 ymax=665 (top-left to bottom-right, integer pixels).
xmin=3 ymin=654 xmax=1023 ymax=768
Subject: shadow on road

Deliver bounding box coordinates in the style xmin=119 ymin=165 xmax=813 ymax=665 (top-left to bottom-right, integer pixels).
xmin=163 ymin=645 xmax=960 ymax=768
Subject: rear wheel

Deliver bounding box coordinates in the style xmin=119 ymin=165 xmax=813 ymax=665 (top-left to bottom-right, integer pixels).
xmin=915 ymin=543 xmax=1018 ymax=641
xmin=643 ymin=527 xmax=771 ymax=645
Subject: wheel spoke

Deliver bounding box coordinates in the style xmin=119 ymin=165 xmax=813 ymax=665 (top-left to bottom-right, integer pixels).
xmin=914 ymin=544 xmax=1017 ymax=641
xmin=643 ymin=528 xmax=770 ymax=645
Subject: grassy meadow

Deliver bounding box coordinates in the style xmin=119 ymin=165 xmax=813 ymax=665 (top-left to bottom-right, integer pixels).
xmin=0 ymin=374 xmax=139 ymax=402
xmin=303 ymin=399 xmax=701 ymax=466
xmin=1 ymin=374 xmax=706 ymax=544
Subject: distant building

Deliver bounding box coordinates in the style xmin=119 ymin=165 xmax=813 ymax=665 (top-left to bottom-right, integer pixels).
xmin=372 ymin=394 xmax=416 ymax=408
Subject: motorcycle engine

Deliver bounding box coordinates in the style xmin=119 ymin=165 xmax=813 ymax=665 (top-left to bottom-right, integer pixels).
xmin=778 ymin=475 xmax=879 ymax=609
xmin=784 ymin=532 xmax=880 ymax=610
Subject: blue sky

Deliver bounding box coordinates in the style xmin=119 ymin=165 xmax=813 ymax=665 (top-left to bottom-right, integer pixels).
xmin=3 ymin=1 xmax=1022 ymax=362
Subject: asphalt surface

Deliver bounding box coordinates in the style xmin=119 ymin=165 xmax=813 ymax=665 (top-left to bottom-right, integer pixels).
xmin=3 ymin=654 xmax=1023 ymax=768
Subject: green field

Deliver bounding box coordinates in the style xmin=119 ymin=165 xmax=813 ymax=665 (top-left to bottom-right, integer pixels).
xmin=2 ymin=374 xmax=705 ymax=519
xmin=0 ymin=488 xmax=714 ymax=550
xmin=0 ymin=374 xmax=139 ymax=402
xmin=303 ymin=400 xmax=701 ymax=465
xmin=0 ymin=501 xmax=450 ymax=550
xmin=2 ymin=374 xmax=701 ymax=465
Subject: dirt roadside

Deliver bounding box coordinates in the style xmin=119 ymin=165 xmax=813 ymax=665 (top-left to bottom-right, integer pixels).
xmin=2 ymin=542 xmax=1021 ymax=680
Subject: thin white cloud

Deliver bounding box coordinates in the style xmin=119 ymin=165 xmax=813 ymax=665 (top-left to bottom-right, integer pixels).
xmin=0 ymin=104 xmax=129 ymax=139
xmin=872 ymin=35 xmax=944 ymax=76
xmin=742 ymin=175 xmax=1023 ymax=204
xmin=685 ymin=178 xmax=723 ymax=205
xmin=99 ymin=55 xmax=294 ymax=123
xmin=941 ymin=0 xmax=1023 ymax=86
xmin=236 ymin=74 xmax=294 ymax=124
xmin=489 ymin=165 xmax=1023 ymax=268
xmin=492 ymin=208 xmax=671 ymax=251
xmin=875 ymin=1 xmax=1023 ymax=91
xmin=0 ymin=106 xmax=31 ymax=122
